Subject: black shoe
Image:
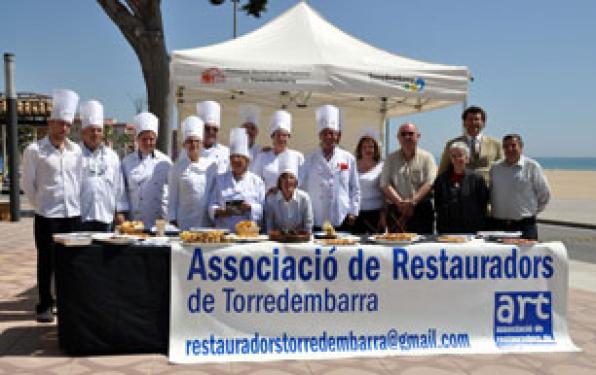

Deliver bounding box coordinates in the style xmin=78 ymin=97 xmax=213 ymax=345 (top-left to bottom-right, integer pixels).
xmin=36 ymin=307 xmax=54 ymax=323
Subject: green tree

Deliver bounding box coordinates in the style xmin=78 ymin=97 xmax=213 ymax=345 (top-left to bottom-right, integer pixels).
xmin=97 ymin=0 xmax=268 ymax=153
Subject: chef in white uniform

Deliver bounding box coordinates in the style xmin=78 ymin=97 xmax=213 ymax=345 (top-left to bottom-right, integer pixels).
xmin=239 ymin=104 xmax=262 ymax=162
xmin=79 ymin=100 xmax=128 ymax=232
xmin=301 ymin=105 xmax=360 ymax=231
xmin=209 ymin=128 xmax=265 ymax=232
xmin=197 ymin=100 xmax=229 ymax=173
xmin=168 ymin=116 xmax=218 ymax=230
xmin=250 ymin=110 xmax=304 ymax=192
xmin=121 ymin=112 xmax=172 ymax=229
xmin=22 ymin=89 xmax=82 ymax=322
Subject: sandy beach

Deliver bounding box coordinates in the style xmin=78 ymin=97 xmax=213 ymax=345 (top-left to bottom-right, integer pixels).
xmin=544 ymin=169 xmax=596 ymax=200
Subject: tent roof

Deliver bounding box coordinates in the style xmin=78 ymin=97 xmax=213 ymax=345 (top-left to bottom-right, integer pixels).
xmin=171 ymin=1 xmax=469 ymax=117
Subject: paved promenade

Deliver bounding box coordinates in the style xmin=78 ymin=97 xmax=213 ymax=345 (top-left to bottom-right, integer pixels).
xmin=1 ymin=218 xmax=596 ymax=374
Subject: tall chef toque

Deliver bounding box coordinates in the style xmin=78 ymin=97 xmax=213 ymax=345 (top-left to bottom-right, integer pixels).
xmin=316 ymin=104 xmax=340 ymax=132
xmin=277 ymin=151 xmax=299 ymax=179
xmin=50 ymin=89 xmax=79 ymax=124
xmin=239 ymin=104 xmax=260 ymax=127
xmin=134 ymin=112 xmax=159 ymax=137
xmin=269 ymin=110 xmax=292 ymax=135
xmin=80 ymin=100 xmax=104 ymax=129
xmin=197 ymin=100 xmax=221 ymax=127
xmin=229 ymin=127 xmax=250 ymax=159
xmin=182 ymin=116 xmax=204 ymax=141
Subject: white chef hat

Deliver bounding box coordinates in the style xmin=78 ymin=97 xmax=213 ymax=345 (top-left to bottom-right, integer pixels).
xmin=358 ymin=127 xmax=380 ymax=143
xmin=316 ymin=104 xmax=340 ymax=132
xmin=269 ymin=110 xmax=292 ymax=136
xmin=277 ymin=151 xmax=299 ymax=179
xmin=50 ymin=89 xmax=79 ymax=124
xmin=229 ymin=127 xmax=250 ymax=159
xmin=197 ymin=100 xmax=221 ymax=127
xmin=239 ymin=104 xmax=260 ymax=127
xmin=133 ymin=112 xmax=159 ymax=137
xmin=182 ymin=115 xmax=204 ymax=141
xmin=79 ymin=100 xmax=104 ymax=129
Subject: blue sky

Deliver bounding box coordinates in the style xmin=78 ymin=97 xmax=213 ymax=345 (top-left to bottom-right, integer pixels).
xmin=1 ymin=0 xmax=595 ymax=157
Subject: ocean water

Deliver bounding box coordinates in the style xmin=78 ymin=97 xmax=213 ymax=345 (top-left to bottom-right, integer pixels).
xmin=533 ymin=157 xmax=596 ymax=171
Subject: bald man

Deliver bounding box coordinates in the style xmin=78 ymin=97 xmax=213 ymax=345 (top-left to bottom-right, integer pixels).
xmin=379 ymin=123 xmax=437 ymax=234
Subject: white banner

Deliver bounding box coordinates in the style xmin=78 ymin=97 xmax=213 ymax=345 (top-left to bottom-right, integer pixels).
xmin=169 ymin=241 xmax=578 ymax=363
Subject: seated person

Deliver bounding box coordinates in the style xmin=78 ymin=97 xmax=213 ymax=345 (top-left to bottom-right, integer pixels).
xmin=209 ymin=128 xmax=265 ymax=232
xmin=265 ymin=153 xmax=313 ymax=233
xmin=433 ymin=142 xmax=488 ymax=234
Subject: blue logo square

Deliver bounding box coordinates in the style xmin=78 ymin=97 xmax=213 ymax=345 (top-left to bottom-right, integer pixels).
xmin=494 ymin=291 xmax=554 ymax=346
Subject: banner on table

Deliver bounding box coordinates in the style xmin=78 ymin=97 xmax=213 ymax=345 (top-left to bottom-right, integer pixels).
xmin=169 ymin=241 xmax=578 ymax=363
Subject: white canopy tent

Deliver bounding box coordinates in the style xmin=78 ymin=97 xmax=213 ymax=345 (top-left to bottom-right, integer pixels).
xmin=170 ymin=1 xmax=469 ymax=154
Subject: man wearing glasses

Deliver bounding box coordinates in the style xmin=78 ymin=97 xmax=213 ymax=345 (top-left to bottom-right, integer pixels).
xmin=380 ymin=123 xmax=437 ymax=234
xmin=79 ymin=100 xmax=127 ymax=231
xmin=197 ymin=100 xmax=230 ymax=173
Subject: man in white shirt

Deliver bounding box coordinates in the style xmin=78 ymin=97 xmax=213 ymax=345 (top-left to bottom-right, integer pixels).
xmin=121 ymin=112 xmax=172 ymax=229
xmin=239 ymin=104 xmax=262 ymax=162
xmin=490 ymin=134 xmax=551 ymax=239
xmin=22 ymin=89 xmax=82 ymax=322
xmin=168 ymin=116 xmax=218 ymax=229
xmin=197 ymin=100 xmax=229 ymax=173
xmin=79 ymin=100 xmax=128 ymax=231
xmin=301 ymin=105 xmax=360 ymax=231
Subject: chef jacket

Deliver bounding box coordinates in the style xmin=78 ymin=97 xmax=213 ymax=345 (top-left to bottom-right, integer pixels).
xmin=201 ymin=143 xmax=229 ymax=173
xmin=167 ymin=155 xmax=218 ymax=230
xmin=249 ymin=143 xmax=262 ymax=163
xmin=22 ymin=136 xmax=83 ymax=218
xmin=121 ymin=149 xmax=172 ymax=228
xmin=301 ymin=147 xmax=360 ymax=227
xmin=208 ymin=171 xmax=265 ymax=232
xmin=80 ymin=143 xmax=128 ymax=224
xmin=250 ymin=148 xmax=304 ymax=190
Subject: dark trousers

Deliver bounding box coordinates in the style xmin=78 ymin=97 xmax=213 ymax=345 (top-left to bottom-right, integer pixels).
xmin=352 ymin=209 xmax=382 ymax=234
xmin=34 ymin=215 xmax=80 ymax=312
xmin=492 ymin=216 xmax=538 ymax=240
xmin=386 ymin=200 xmax=434 ymax=234
xmin=79 ymin=220 xmax=112 ymax=232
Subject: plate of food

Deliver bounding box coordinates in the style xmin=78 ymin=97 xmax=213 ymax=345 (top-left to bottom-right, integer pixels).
xmin=92 ymin=233 xmax=140 ymax=245
xmin=226 ymin=234 xmax=269 ymax=243
xmin=369 ymin=232 xmax=419 ymax=245
xmin=477 ymin=231 xmax=522 ymax=239
xmin=116 ymin=220 xmax=145 ymax=234
xmin=499 ymin=238 xmax=538 ymax=246
xmin=313 ymin=220 xmax=342 ymax=239
xmin=269 ymin=230 xmax=311 ymax=243
xmin=316 ymin=236 xmax=360 ymax=246
xmin=435 ymin=234 xmax=473 ymax=243
xmin=179 ymin=229 xmax=229 ymax=244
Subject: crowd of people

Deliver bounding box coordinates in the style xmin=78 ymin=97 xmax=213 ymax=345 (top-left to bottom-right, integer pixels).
xmin=22 ymin=89 xmax=551 ymax=322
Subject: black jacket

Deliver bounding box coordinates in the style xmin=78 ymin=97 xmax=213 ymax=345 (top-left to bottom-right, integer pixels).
xmin=433 ymin=168 xmax=488 ymax=234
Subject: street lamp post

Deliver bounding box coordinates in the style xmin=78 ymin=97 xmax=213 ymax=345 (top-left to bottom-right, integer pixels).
xmin=232 ymin=0 xmax=239 ymax=38
xmin=4 ymin=53 xmax=20 ymax=221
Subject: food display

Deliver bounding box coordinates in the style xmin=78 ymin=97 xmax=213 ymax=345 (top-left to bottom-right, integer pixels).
xmin=436 ymin=235 xmax=469 ymax=243
xmin=235 ymin=220 xmax=260 ymax=237
xmin=180 ymin=230 xmax=229 ymax=244
xmin=117 ymin=220 xmax=145 ymax=234
xmin=500 ymin=238 xmax=538 ymax=246
xmin=269 ymin=230 xmax=311 ymax=243
xmin=374 ymin=233 xmax=418 ymax=241
xmin=322 ymin=220 xmax=336 ymax=237
xmin=317 ymin=237 xmax=358 ymax=246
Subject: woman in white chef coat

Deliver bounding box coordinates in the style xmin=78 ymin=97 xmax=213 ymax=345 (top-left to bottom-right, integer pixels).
xmin=121 ymin=112 xmax=172 ymax=229
xmin=265 ymin=152 xmax=313 ymax=233
xmin=250 ymin=110 xmax=304 ymax=193
xmin=209 ymin=128 xmax=266 ymax=232
xmin=167 ymin=116 xmax=218 ymax=230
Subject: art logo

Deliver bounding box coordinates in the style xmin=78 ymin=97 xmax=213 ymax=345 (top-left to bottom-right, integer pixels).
xmin=403 ymin=78 xmax=425 ymax=92
xmin=201 ymin=67 xmax=225 ymax=84
xmin=494 ymin=291 xmax=554 ymax=346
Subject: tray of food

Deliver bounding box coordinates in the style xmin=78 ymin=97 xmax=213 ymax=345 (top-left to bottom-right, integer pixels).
xmin=316 ymin=236 xmax=360 ymax=246
xmin=116 ymin=220 xmax=145 ymax=234
xmin=369 ymin=232 xmax=419 ymax=245
xmin=92 ymin=233 xmax=141 ymax=245
xmin=180 ymin=229 xmax=229 ymax=244
xmin=498 ymin=238 xmax=538 ymax=246
xmin=435 ymin=234 xmax=473 ymax=243
xmin=269 ymin=230 xmax=311 ymax=243
xmin=313 ymin=220 xmax=340 ymax=239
